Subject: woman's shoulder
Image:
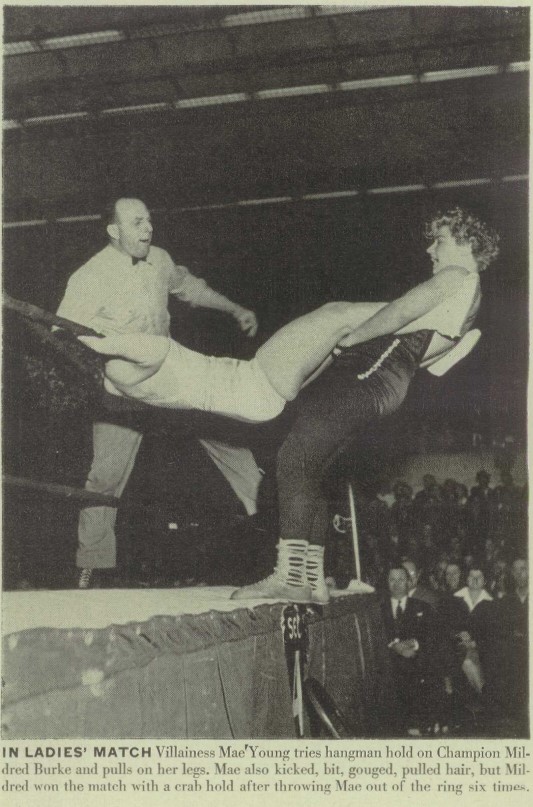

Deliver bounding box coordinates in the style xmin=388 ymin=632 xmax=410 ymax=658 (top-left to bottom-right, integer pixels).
xmin=438 ymin=266 xmax=478 ymax=285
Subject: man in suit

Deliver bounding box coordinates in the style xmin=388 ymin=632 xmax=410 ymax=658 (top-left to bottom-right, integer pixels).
xmin=402 ymin=557 xmax=440 ymax=607
xmin=381 ymin=565 xmax=438 ymax=734
xmin=470 ymin=470 xmax=496 ymax=502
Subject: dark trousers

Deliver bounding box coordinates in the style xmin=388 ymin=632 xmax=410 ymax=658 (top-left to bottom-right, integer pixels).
xmin=276 ymin=332 xmax=432 ymax=545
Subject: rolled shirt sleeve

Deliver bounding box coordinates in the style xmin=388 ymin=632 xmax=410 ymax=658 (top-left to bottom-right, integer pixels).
xmin=169 ymin=264 xmax=210 ymax=306
xmin=169 ymin=263 xmax=239 ymax=312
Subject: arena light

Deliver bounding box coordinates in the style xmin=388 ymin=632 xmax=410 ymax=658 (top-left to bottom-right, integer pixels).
xmin=41 ymin=30 xmax=125 ymax=50
xmin=256 ymin=84 xmax=330 ymax=99
xmin=100 ymin=102 xmax=170 ymax=116
xmin=4 ymin=219 xmax=47 ymax=229
xmin=175 ymin=93 xmax=248 ymax=108
xmin=315 ymin=6 xmax=398 ymax=16
xmin=433 ymin=178 xmax=492 ymax=189
xmin=238 ymin=196 xmax=292 ymax=207
xmin=421 ymin=65 xmax=500 ymax=83
xmin=339 ymin=74 xmax=415 ymax=91
xmin=3 ymin=40 xmax=38 ymax=56
xmin=302 ymin=190 xmax=360 ymax=200
xmin=24 ymin=111 xmax=90 ymax=125
xmin=507 ymin=61 xmax=530 ymax=73
xmin=3 ymin=119 xmax=22 ymax=130
xmin=180 ymin=201 xmax=237 ymax=212
xmin=368 ymin=183 xmax=427 ymax=195
xmin=222 ymin=7 xmax=310 ymax=27
xmin=55 ymin=214 xmax=102 ymax=223
xmin=4 ymin=57 xmax=528 ymax=130
xmin=3 ymin=174 xmax=528 ymax=229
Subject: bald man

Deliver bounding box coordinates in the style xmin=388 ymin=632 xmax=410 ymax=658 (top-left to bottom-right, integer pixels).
xmin=57 ymin=197 xmax=259 ymax=587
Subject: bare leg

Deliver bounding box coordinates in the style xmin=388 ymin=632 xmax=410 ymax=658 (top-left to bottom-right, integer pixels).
xmin=80 ymin=334 xmax=170 ymax=387
xmin=81 ymin=302 xmax=384 ymax=400
xmin=256 ymin=301 xmax=384 ymax=400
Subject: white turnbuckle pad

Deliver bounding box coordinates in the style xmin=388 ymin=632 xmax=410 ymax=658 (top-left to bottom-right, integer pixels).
xmin=423 ymin=329 xmax=481 ymax=377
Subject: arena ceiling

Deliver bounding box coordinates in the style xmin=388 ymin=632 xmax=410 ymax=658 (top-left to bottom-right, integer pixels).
xmin=3 ymin=5 xmax=530 ymax=220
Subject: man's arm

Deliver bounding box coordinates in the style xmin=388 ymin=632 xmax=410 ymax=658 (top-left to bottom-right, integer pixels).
xmin=338 ymin=266 xmax=470 ymax=349
xmin=170 ymin=263 xmax=258 ymax=337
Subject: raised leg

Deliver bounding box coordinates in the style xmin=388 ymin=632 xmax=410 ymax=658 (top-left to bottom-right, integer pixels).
xmin=81 ymin=302 xmax=384 ymax=404
xmin=256 ymin=302 xmax=385 ymax=400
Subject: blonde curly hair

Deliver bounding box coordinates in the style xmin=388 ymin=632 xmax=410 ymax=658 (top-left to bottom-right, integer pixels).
xmin=426 ymin=207 xmax=500 ymax=271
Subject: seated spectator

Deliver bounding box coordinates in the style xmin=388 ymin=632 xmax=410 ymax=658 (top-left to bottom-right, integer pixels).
xmin=449 ymin=532 xmax=466 ymax=562
xmin=402 ymin=557 xmax=440 ymax=607
xmin=414 ymin=475 xmax=438 ymax=508
xmin=444 ymin=562 xmax=463 ymax=594
xmin=470 ymin=470 xmax=496 ymax=503
xmin=358 ymin=486 xmax=391 ymax=544
xmin=380 ymin=565 xmax=439 ymax=735
xmin=446 ymin=565 xmax=496 ymax=697
xmin=391 ymin=481 xmax=414 ymax=544
xmin=463 ymin=552 xmax=475 ymax=573
xmin=468 ymin=471 xmax=497 ymax=548
xmin=495 ymin=471 xmax=521 ymax=507
xmin=484 ymin=536 xmax=497 ymax=567
xmin=419 ymin=523 xmax=439 ymax=569
xmin=456 ymin=484 xmax=469 ymax=507
xmin=441 ymin=478 xmax=464 ymax=541
xmin=442 ymin=478 xmax=459 ymax=503
xmin=415 ymin=484 xmax=445 ymax=541
xmin=487 ymin=556 xmax=510 ymax=600
xmin=428 ymin=555 xmax=445 ymax=593
xmin=386 ymin=523 xmax=402 ymax=555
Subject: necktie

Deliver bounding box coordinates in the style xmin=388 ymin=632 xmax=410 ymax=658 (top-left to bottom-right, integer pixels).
xmin=132 ymin=257 xmax=145 ymax=266
xmin=395 ymin=600 xmax=403 ymax=619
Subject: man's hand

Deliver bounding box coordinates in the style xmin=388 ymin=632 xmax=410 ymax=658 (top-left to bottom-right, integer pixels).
xmin=457 ymin=631 xmax=476 ymax=649
xmin=336 ymin=329 xmax=359 ymax=350
xmin=233 ymin=306 xmax=258 ymax=337
xmin=392 ymin=639 xmax=419 ymax=658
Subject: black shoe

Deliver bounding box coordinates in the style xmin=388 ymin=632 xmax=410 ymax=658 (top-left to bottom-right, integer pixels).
xmin=77 ymin=568 xmax=119 ymax=589
xmin=78 ymin=568 xmax=93 ymax=589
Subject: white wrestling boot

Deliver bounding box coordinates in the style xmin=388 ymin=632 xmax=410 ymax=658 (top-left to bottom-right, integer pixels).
xmin=231 ymin=539 xmax=312 ymax=602
xmin=306 ymin=544 xmax=330 ymax=604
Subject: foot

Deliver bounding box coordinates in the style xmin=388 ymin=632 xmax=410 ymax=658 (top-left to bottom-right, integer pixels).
xmin=310 ymin=581 xmax=331 ymax=605
xmin=77 ymin=568 xmax=119 ymax=589
xmin=78 ymin=568 xmax=93 ymax=589
xmin=231 ymin=573 xmax=312 ymax=602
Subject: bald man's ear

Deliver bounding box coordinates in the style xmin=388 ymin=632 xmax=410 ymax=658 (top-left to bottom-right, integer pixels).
xmin=107 ymin=223 xmax=119 ymax=241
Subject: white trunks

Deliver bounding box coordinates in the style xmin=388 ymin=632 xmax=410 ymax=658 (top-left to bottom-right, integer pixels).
xmin=105 ymin=339 xmax=286 ymax=424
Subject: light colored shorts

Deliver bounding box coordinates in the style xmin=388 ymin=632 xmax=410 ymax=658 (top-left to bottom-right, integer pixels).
xmin=106 ymin=339 xmax=286 ymax=424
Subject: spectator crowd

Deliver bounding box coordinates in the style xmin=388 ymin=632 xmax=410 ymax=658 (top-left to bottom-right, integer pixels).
xmin=328 ymin=468 xmax=528 ymax=737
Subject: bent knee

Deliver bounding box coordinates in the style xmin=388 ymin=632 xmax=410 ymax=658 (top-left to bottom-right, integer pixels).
xmin=318 ymin=301 xmax=353 ymax=318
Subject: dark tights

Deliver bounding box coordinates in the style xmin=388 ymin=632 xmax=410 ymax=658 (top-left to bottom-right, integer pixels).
xmin=276 ymin=331 xmax=433 ymax=546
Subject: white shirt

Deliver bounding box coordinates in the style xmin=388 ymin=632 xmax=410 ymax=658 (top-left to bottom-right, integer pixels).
xmin=454 ymin=586 xmax=493 ymax=612
xmin=397 ymin=271 xmax=480 ymax=340
xmin=391 ymin=596 xmax=408 ymax=617
xmin=57 ymin=244 xmax=210 ymax=336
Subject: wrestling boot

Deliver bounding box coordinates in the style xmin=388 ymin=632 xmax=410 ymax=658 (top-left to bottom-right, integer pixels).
xmin=78 ymin=568 xmax=93 ymax=589
xmin=77 ymin=568 xmax=118 ymax=589
xmin=306 ymin=544 xmax=330 ymax=604
xmin=231 ymin=539 xmax=312 ymax=602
